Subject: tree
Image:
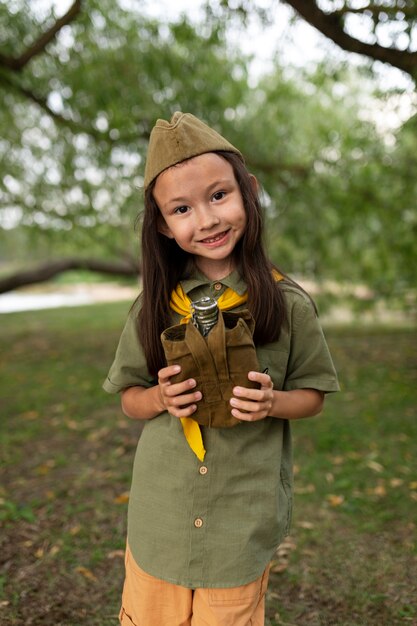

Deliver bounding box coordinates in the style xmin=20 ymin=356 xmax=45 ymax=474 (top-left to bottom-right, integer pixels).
xmin=0 ymin=0 xmax=249 ymax=291
xmin=0 ymin=0 xmax=415 ymax=309
xmin=284 ymin=0 xmax=417 ymax=79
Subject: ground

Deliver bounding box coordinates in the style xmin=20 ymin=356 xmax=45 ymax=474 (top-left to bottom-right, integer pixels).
xmin=0 ymin=302 xmax=416 ymax=625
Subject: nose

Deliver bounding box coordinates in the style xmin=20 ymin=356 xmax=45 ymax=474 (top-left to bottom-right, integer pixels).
xmin=197 ymin=206 xmax=220 ymax=231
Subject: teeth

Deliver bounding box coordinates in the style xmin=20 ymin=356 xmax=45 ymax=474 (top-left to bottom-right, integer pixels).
xmin=202 ymin=231 xmax=226 ymax=243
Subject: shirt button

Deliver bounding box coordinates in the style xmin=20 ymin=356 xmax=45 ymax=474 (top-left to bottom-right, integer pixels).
xmin=194 ymin=517 xmax=204 ymax=528
xmin=213 ymin=282 xmax=222 ymax=291
xmin=199 ymin=465 xmax=208 ymax=475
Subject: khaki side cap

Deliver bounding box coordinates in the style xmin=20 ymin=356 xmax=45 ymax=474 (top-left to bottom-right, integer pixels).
xmin=143 ymin=112 xmax=243 ymax=189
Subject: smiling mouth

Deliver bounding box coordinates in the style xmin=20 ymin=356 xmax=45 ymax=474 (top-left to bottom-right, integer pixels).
xmin=200 ymin=230 xmax=229 ymax=244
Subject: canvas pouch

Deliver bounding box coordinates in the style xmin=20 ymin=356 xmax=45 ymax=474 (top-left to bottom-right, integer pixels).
xmin=161 ymin=310 xmax=260 ymax=428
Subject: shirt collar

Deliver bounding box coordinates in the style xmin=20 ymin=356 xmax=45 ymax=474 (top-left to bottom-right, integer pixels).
xmin=180 ymin=269 xmax=247 ymax=296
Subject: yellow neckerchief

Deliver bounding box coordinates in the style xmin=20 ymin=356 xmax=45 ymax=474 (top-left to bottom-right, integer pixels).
xmin=170 ymin=270 xmax=283 ymax=461
xmin=171 ymin=284 xmax=248 ymax=323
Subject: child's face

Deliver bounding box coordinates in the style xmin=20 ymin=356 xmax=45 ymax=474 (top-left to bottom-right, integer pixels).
xmin=154 ymin=152 xmax=248 ymax=280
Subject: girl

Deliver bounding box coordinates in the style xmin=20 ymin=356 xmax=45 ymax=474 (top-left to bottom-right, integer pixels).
xmin=104 ymin=112 xmax=339 ymax=626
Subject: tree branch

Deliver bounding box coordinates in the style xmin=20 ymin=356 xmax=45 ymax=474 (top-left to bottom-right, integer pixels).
xmin=0 ymin=1 xmax=147 ymax=142
xmin=0 ymin=72 xmax=146 ymax=143
xmin=0 ymin=258 xmax=140 ymax=294
xmin=0 ymin=72 xmax=106 ymax=139
xmin=247 ymin=157 xmax=310 ymax=178
xmin=0 ymin=0 xmax=82 ymax=71
xmin=284 ymin=0 xmax=417 ymax=77
xmin=332 ymin=5 xmax=417 ymax=21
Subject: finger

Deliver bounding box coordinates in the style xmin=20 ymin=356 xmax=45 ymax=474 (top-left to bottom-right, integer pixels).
xmin=158 ymin=364 xmax=181 ymax=383
xmin=177 ymin=404 xmax=199 ymax=417
xmin=247 ymin=371 xmax=273 ymax=387
xmin=232 ymin=386 xmax=269 ymax=401
xmin=167 ymin=392 xmax=202 ymax=418
xmin=164 ymin=378 xmax=198 ymax=398
xmin=169 ymin=402 xmax=200 ymax=418
xmin=231 ymin=408 xmax=263 ymax=422
xmin=168 ymin=390 xmax=202 ymax=408
xmin=230 ymin=397 xmax=266 ymax=413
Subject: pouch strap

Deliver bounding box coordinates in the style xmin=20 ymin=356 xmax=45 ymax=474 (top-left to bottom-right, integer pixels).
xmin=184 ymin=322 xmax=221 ymax=399
xmin=207 ymin=311 xmax=229 ymax=383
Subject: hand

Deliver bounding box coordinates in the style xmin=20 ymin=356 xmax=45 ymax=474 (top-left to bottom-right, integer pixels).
xmin=230 ymin=371 xmax=274 ymax=422
xmin=157 ymin=364 xmax=202 ymax=418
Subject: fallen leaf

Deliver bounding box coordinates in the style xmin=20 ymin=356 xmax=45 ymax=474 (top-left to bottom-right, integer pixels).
xmin=114 ymin=492 xmax=130 ymax=504
xmin=270 ymin=537 xmax=296 ymax=574
xmin=366 ymin=460 xmax=384 ymax=473
xmin=326 ymin=494 xmax=345 ymax=507
xmin=21 ymin=411 xmax=39 ymax=420
xmin=87 ymin=427 xmax=110 ymax=442
xmin=75 ymin=566 xmax=98 ymax=582
xmin=396 ymin=433 xmax=409 ymax=442
xmin=390 ymin=478 xmax=404 ymax=488
xmin=409 ymin=482 xmax=417 ymax=490
xmin=276 ymin=541 xmax=297 ymax=559
xmin=69 ymin=524 xmax=81 ymax=536
xmin=296 ymin=521 xmax=314 ymax=530
xmin=278 ymin=537 xmax=296 ymax=553
xmin=36 ymin=460 xmax=55 ymax=476
xmin=295 ymin=484 xmax=315 ymax=494
xmin=270 ymin=560 xmax=289 ymax=573
xmin=399 ymin=466 xmax=411 ymax=475
xmin=107 ymin=550 xmax=125 ymax=559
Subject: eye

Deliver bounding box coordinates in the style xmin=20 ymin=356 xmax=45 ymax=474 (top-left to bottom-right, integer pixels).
xmin=174 ymin=205 xmax=189 ymax=215
xmin=212 ymin=191 xmax=226 ymax=202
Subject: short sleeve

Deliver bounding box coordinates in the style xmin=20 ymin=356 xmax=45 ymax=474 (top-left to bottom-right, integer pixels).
xmin=103 ymin=305 xmax=155 ymax=393
xmin=284 ymin=292 xmax=340 ymax=394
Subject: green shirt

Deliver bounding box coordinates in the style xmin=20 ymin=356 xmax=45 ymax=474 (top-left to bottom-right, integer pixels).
xmin=103 ymin=271 xmax=339 ymax=588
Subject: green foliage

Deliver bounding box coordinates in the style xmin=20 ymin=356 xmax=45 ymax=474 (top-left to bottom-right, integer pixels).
xmin=0 ymin=1 xmax=416 ymax=307
xmin=0 ymin=0 xmax=248 ymax=259
xmin=229 ymin=62 xmax=417 ymax=309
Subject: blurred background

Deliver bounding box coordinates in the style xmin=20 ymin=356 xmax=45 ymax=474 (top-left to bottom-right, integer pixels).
xmin=1 ymin=1 xmax=416 ymax=625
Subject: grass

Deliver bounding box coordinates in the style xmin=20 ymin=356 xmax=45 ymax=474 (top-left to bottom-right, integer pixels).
xmin=0 ymin=301 xmax=416 ymax=626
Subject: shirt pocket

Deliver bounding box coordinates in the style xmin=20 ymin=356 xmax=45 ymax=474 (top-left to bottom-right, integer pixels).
xmin=256 ymin=346 xmax=289 ymax=391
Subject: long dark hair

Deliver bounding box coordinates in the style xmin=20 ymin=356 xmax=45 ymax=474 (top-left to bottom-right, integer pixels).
xmin=138 ymin=150 xmax=287 ymax=377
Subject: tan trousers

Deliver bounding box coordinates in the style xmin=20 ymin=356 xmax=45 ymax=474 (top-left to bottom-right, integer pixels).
xmin=119 ymin=545 xmax=270 ymax=626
